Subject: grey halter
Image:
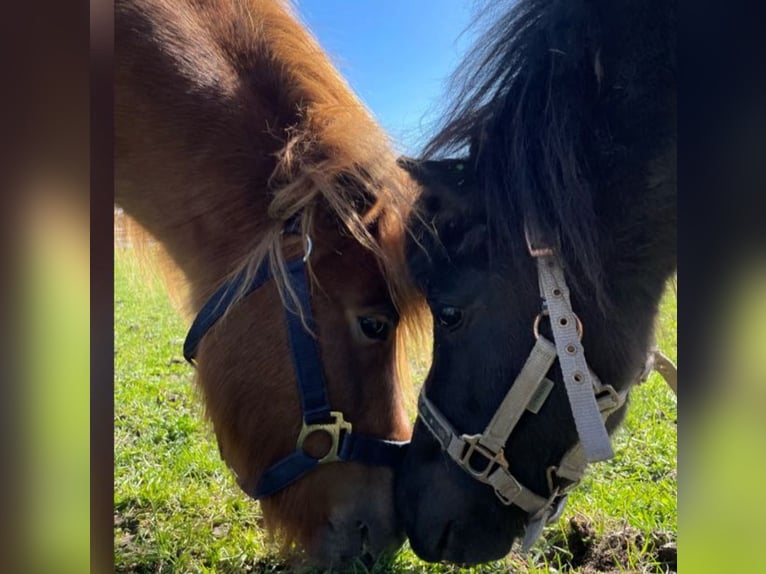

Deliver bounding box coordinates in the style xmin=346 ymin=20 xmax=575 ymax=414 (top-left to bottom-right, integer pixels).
xmin=417 ymin=224 xmax=677 ymax=552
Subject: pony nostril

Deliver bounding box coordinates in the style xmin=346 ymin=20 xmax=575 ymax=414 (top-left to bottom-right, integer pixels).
xmin=358 ymin=520 xmax=369 ymax=540
xmin=357 ymin=520 xmax=371 ymax=552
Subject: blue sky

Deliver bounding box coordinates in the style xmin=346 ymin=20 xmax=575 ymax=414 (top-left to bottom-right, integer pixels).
xmin=294 ymin=1 xmax=480 ymax=155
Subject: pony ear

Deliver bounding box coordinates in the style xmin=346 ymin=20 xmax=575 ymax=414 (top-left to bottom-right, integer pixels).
xmin=397 ymin=156 xmax=472 ymax=187
xmin=397 ymin=156 xmax=428 ymax=182
xmin=396 ymin=156 xmax=446 ymax=182
xmin=396 ymin=155 xmax=417 ymax=169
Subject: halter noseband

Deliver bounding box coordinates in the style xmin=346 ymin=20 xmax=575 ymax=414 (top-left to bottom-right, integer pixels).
xmin=183 ymin=217 xmax=408 ymax=499
xmin=417 ymin=217 xmax=675 ymax=552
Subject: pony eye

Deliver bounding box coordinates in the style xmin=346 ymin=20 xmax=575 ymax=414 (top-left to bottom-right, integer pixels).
xmin=358 ymin=316 xmax=391 ymax=341
xmin=437 ymin=306 xmax=463 ymax=329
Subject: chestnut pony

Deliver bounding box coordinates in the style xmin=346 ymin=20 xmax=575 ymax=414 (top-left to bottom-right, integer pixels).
xmin=115 ymin=0 xmax=425 ymax=566
xmin=396 ymin=0 xmax=676 ymax=564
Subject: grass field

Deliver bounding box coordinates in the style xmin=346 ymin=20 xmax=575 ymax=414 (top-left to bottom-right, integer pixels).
xmin=114 ymin=246 xmax=677 ymax=573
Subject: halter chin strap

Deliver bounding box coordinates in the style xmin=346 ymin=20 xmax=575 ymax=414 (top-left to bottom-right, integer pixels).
xmin=417 ymin=221 xmax=676 ymax=553
xmin=183 ymin=219 xmax=408 ymax=499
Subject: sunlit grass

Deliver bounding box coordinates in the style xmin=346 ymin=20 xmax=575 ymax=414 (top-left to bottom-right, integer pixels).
xmin=114 ymin=248 xmax=677 ymax=573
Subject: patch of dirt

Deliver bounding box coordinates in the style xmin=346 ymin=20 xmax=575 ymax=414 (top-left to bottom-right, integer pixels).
xmin=116 ymin=533 xmax=136 ymax=548
xmin=656 ymin=541 xmax=677 ymax=570
xmin=114 ymin=513 xmax=140 ymax=534
xmin=587 ymin=525 xmax=645 ymax=572
xmin=204 ymin=558 xmax=289 ymax=573
xmin=652 ymin=531 xmax=677 ymax=572
xmin=567 ymin=515 xmax=597 ymax=565
xmin=542 ymin=516 xmax=677 ymax=573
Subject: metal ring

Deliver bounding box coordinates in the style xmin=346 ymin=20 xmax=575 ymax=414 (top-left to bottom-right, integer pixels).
xmin=534 ymin=311 xmax=583 ymax=340
xmin=573 ymin=313 xmax=584 ymax=339
xmin=533 ymin=312 xmax=544 ymax=339
xmin=302 ymin=234 xmax=313 ymax=263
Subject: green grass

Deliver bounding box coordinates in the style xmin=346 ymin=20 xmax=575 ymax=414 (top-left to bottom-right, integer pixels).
xmin=115 ymin=248 xmax=677 ymax=573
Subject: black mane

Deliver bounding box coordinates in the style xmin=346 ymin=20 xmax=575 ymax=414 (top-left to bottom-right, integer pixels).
xmin=423 ymin=0 xmax=676 ymax=309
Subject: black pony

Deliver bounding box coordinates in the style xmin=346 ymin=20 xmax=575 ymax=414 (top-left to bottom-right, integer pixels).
xmin=395 ymin=0 xmax=676 ymax=564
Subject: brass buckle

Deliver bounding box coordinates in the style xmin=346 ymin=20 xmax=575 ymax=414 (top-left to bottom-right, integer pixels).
xmin=457 ymin=434 xmax=509 ymax=481
xmin=296 ymin=411 xmax=352 ymax=465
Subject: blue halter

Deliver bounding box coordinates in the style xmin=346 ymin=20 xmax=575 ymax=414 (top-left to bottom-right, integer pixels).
xmin=183 ymin=219 xmax=409 ymax=499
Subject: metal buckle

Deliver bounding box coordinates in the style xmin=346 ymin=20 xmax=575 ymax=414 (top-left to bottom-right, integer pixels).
xmin=546 ymin=465 xmax=581 ymax=496
xmin=457 ymin=434 xmax=509 ymax=481
xmin=594 ymin=384 xmax=622 ymax=413
xmin=525 ymin=226 xmax=555 ymax=258
xmin=296 ymin=411 xmax=352 ymax=464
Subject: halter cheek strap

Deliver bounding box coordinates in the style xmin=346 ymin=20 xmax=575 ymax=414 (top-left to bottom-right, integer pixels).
xmin=183 ymin=221 xmax=408 ymax=500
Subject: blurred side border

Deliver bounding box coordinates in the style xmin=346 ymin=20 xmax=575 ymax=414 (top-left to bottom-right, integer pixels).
xmin=681 ymin=0 xmax=766 ymax=571
xmin=0 ymin=0 xmax=107 ymax=572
